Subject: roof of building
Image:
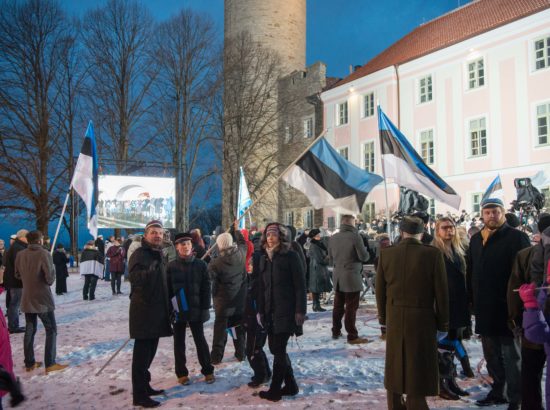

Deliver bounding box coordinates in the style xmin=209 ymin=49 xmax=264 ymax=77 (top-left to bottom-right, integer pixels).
xmin=331 ymin=0 xmax=550 ymax=89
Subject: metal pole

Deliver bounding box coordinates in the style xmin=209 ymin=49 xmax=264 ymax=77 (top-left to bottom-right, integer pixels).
xmin=50 ymin=190 xmax=72 ymax=254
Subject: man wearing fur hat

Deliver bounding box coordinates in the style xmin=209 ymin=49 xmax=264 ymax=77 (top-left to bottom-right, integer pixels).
xmin=376 ymin=216 xmax=449 ymax=410
xmin=128 ymin=220 xmax=172 ymax=408
xmin=208 ymin=222 xmax=248 ymax=364
xmin=468 ymin=198 xmax=530 ymax=410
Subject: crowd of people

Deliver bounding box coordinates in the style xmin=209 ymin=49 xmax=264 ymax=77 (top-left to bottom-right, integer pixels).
xmin=1 ymin=196 xmax=550 ymax=409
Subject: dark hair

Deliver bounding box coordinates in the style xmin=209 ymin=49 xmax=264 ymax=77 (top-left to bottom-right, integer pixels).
xmin=26 ymin=230 xmax=43 ymax=245
xmin=56 ymin=243 xmax=64 ymax=249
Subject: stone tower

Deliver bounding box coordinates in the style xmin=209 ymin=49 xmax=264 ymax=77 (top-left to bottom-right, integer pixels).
xmin=222 ymin=0 xmax=306 ymax=228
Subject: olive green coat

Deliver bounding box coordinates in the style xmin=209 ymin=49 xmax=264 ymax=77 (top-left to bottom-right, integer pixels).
xmin=375 ymin=238 xmax=449 ymax=396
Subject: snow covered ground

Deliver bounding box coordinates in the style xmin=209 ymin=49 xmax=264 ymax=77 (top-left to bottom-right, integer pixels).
xmin=1 ymin=274 xmax=512 ymax=409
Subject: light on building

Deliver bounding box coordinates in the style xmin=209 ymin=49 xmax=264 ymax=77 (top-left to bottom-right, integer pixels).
xmin=349 ymin=85 xmax=355 ymax=93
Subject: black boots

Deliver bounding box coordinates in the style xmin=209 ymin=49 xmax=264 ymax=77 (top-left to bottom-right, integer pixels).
xmin=312 ymin=293 xmax=327 ymax=312
xmin=440 ymin=378 xmax=460 ymax=400
xmin=459 ymin=355 xmax=475 ymax=378
xmin=439 ymin=351 xmax=469 ymax=400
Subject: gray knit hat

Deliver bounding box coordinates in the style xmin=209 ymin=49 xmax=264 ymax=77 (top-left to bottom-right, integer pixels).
xmin=216 ymin=232 xmax=233 ymax=251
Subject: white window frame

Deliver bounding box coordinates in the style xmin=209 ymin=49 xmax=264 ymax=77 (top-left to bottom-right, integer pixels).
xmin=536 ymin=102 xmax=550 ymax=147
xmin=336 ymin=101 xmax=349 ymax=126
xmin=303 ymin=115 xmax=314 ymax=138
xmin=468 ymin=116 xmax=488 ymax=158
xmin=362 ymin=202 xmax=376 ymax=222
xmin=466 ymin=57 xmax=485 ymax=90
xmin=541 ymin=187 xmax=550 ymax=210
xmin=285 ymin=211 xmax=294 ymax=227
xmin=428 ymin=198 xmax=436 ymax=217
xmin=362 ymin=141 xmax=375 ymax=173
xmin=284 ymin=126 xmax=291 ymax=142
xmin=338 ymin=145 xmax=350 ymax=160
xmin=471 ymin=192 xmax=483 ymax=214
xmin=533 ymin=35 xmax=550 ymax=71
xmin=419 ymin=128 xmax=435 ymax=165
xmin=418 ymin=74 xmax=433 ymax=104
xmin=303 ymin=208 xmax=314 ymax=229
xmin=362 ymin=92 xmax=375 ymax=118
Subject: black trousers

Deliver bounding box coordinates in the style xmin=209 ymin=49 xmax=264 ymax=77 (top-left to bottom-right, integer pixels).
xmin=245 ymin=317 xmax=271 ymax=382
xmin=132 ymin=338 xmax=159 ymax=399
xmin=211 ymin=312 xmax=245 ymax=362
xmin=110 ymin=271 xmax=123 ymax=294
xmin=521 ymin=346 xmax=545 ymax=410
xmin=267 ymin=332 xmax=293 ymax=391
xmin=173 ymin=321 xmax=213 ymax=378
xmin=82 ymin=275 xmax=98 ymax=300
xmin=55 ymin=272 xmax=67 ymax=294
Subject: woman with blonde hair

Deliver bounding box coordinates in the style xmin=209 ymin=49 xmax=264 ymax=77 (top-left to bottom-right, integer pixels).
xmin=432 ymin=217 xmax=474 ymax=400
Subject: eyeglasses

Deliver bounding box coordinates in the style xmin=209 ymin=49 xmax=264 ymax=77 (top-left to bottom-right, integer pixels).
xmin=439 ymin=225 xmax=455 ymax=230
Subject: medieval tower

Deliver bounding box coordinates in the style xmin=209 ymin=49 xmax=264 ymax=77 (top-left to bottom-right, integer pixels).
xmin=222 ymin=0 xmax=307 ymax=228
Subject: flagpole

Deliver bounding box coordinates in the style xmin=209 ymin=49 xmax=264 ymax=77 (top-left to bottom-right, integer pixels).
xmin=377 ymin=103 xmax=393 ymax=242
xmin=50 ymin=188 xmax=72 ymax=254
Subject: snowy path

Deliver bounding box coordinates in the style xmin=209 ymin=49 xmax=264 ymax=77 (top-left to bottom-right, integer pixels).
xmin=1 ymin=275 xmax=509 ymax=409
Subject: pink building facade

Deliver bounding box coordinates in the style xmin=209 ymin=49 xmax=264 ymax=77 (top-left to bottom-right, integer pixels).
xmin=321 ymin=3 xmax=550 ymax=227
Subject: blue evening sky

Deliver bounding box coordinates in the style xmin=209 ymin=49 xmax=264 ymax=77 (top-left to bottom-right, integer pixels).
xmin=1 ymin=0 xmax=470 ymax=246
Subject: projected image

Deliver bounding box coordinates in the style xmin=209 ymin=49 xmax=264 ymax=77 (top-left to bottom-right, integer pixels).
xmin=97 ymin=175 xmax=176 ymax=229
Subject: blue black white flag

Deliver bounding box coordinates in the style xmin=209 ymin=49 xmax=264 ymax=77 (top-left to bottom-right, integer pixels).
xmin=378 ymin=107 xmax=461 ymax=209
xmin=71 ymin=121 xmax=99 ymax=238
xmin=482 ymin=175 xmax=503 ymax=202
xmin=237 ymin=167 xmax=252 ymax=229
xmin=281 ymin=137 xmax=383 ymax=214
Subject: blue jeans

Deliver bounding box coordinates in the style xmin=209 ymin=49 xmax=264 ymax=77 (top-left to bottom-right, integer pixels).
xmin=7 ymin=288 xmax=22 ymax=331
xmin=24 ymin=311 xmax=57 ymax=368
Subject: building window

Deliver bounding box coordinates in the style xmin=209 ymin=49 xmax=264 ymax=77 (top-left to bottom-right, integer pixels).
xmin=336 ymin=101 xmax=348 ymax=126
xmin=534 ymin=36 xmax=550 ymax=70
xmin=420 ymin=129 xmax=434 ymax=165
xmin=338 ymin=147 xmax=349 ymax=160
xmin=285 ymin=211 xmax=294 ymax=226
xmin=362 ymin=202 xmax=375 ymax=222
xmin=284 ymin=126 xmax=291 ymax=142
xmin=303 ymin=116 xmax=314 ymax=138
xmin=469 ymin=117 xmax=487 ymax=157
xmin=541 ymin=187 xmax=550 ymax=210
xmin=472 ymin=192 xmax=483 ymax=214
xmin=363 ymin=92 xmax=375 ymax=118
xmin=428 ymin=198 xmax=435 ymax=217
xmin=468 ymin=58 xmax=485 ymax=89
xmin=419 ymin=75 xmax=432 ymax=103
xmin=327 ymin=216 xmax=336 ymax=230
xmin=363 ymin=141 xmax=375 ymax=172
xmin=303 ymin=209 xmax=314 ymax=228
xmin=537 ymin=103 xmax=550 ymax=146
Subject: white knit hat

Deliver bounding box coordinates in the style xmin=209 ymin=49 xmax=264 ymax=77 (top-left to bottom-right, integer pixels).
xmin=216 ymin=232 xmax=233 ymax=251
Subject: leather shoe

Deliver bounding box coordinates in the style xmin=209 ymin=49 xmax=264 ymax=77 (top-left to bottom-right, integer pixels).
xmin=280 ymin=383 xmax=299 ymax=396
xmin=475 ymin=395 xmax=507 ymax=406
xmin=147 ymin=386 xmax=165 ymax=396
xmin=259 ymin=389 xmax=282 ymax=402
xmin=348 ymin=337 xmax=371 ymax=344
xmin=332 ymin=332 xmax=342 ymax=340
xmin=247 ymin=376 xmax=270 ymax=388
xmin=133 ymin=397 xmax=160 ymax=408
xmin=9 ymin=327 xmax=25 ymax=334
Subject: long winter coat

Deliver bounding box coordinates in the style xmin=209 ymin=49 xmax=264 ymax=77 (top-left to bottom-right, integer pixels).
xmin=468 ymin=223 xmax=530 ymax=337
xmin=257 ymin=239 xmax=307 ymax=335
xmin=128 ymin=240 xmax=172 ymax=339
xmin=376 ymin=238 xmax=449 ymax=396
xmin=106 ymin=245 xmax=125 ymax=273
xmin=53 ymin=250 xmax=69 ymax=278
xmin=14 ymin=244 xmax=56 ymax=314
xmin=308 ymin=240 xmax=332 ymax=293
xmin=208 ymin=231 xmax=247 ymax=317
xmin=0 ymin=287 xmax=14 ymax=399
xmin=443 ymin=252 xmax=470 ymax=330
xmin=2 ymin=239 xmax=27 ymax=288
xmin=328 ymin=224 xmax=370 ymax=292
xmin=166 ymin=256 xmax=211 ymax=323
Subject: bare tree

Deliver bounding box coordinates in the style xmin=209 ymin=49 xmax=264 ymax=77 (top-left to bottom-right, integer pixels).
xmin=221 ymin=31 xmax=287 ymax=227
xmin=81 ymin=0 xmax=157 ymax=174
xmin=0 ymin=0 xmax=75 ymax=235
xmin=150 ymin=10 xmax=222 ymax=231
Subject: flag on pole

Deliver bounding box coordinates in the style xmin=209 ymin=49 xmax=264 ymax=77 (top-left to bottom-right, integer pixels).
xmin=72 ymin=121 xmax=99 ymax=238
xmin=482 ymin=175 xmax=504 ymax=201
xmin=378 ymin=107 xmax=461 ymax=209
xmin=237 ymin=167 xmax=253 ymax=229
xmin=281 ymin=137 xmax=383 ymax=214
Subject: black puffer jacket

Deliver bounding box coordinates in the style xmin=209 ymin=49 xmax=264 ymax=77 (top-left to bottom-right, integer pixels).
xmin=166 ymin=256 xmax=211 ymax=323
xmin=2 ymin=239 xmax=27 ymax=288
xmin=257 ymin=224 xmax=307 ymax=335
xmin=208 ymin=231 xmax=247 ymax=316
xmin=128 ymin=240 xmax=172 ymax=339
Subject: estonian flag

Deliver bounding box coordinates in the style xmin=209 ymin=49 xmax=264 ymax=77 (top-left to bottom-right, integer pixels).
xmin=378 ymin=107 xmax=461 ymax=210
xmin=281 ymin=137 xmax=383 ymax=214
xmin=482 ymin=175 xmax=503 ymax=202
xmin=72 ymin=121 xmax=99 ymax=238
xmin=237 ymin=167 xmax=252 ymax=229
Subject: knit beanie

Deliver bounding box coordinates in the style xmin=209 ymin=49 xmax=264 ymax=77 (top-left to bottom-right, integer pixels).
xmin=216 ymin=232 xmax=233 ymax=251
xmin=265 ymin=224 xmax=280 ymax=237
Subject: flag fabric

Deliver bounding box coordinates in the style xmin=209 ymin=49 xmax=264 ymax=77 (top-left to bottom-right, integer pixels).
xmin=226 ymin=325 xmax=240 ymax=340
xmin=482 ymin=175 xmax=504 ymax=202
xmin=237 ymin=167 xmax=252 ymax=229
xmin=72 ymin=121 xmax=99 ymax=238
xmin=281 ymin=137 xmax=383 ymax=214
xmin=378 ymin=107 xmax=461 ymax=209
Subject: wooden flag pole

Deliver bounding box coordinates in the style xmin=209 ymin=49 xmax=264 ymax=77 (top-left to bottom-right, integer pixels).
xmin=50 ymin=186 xmax=73 ymax=254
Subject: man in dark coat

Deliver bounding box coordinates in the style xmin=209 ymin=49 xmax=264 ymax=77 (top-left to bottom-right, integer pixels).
xmin=2 ymin=229 xmax=28 ymax=333
xmin=128 ymin=220 xmax=172 ymax=408
xmin=166 ymin=232 xmax=214 ymax=385
xmin=328 ymin=214 xmax=370 ymax=343
xmin=376 ymin=216 xmax=449 ymax=410
xmin=52 ymin=244 xmax=69 ymax=295
xmin=468 ymin=198 xmax=530 ymax=410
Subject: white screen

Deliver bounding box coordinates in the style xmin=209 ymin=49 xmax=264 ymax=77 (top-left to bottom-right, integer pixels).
xmin=97 ymin=175 xmax=176 ymax=229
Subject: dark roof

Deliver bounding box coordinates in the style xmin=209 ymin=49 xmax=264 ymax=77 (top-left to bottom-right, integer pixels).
xmin=333 ymin=0 xmax=550 ymax=88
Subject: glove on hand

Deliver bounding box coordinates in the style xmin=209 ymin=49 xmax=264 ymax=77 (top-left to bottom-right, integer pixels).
xmin=295 ymin=313 xmax=305 ymax=326
xmin=519 ymin=283 xmax=538 ymax=309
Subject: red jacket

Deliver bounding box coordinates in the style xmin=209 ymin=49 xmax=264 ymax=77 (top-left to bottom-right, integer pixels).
xmin=0 ymin=287 xmax=14 ymax=398
xmin=106 ymin=245 xmax=126 ymax=273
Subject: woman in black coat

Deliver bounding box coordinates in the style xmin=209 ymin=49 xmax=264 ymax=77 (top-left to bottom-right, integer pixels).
xmin=52 ymin=244 xmax=69 ymax=295
xmin=257 ymin=223 xmax=306 ymax=402
xmin=307 ymin=229 xmax=332 ymax=312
